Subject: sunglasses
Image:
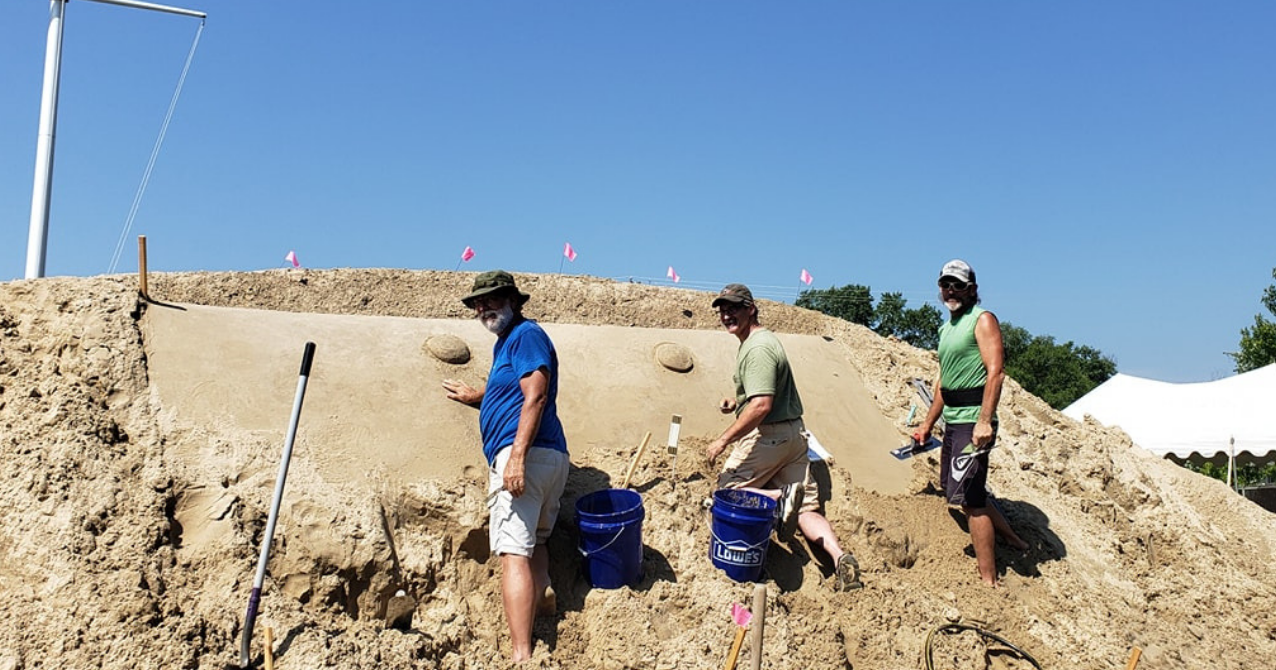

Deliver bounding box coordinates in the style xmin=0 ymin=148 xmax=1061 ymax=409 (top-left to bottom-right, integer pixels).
xmin=468 ymin=294 xmax=509 ymax=310
xmin=716 ymin=303 xmax=747 ymax=315
xmin=938 ymin=279 xmax=969 ymax=291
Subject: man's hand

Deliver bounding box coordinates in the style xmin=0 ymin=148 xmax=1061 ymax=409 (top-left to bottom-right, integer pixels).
xmin=972 ymin=419 xmax=994 ymax=448
xmin=503 ymin=454 xmax=527 ymax=498
xmin=705 ymin=438 xmax=729 ymax=466
xmin=718 ymin=397 xmax=737 ymax=414
xmin=442 ymin=378 xmax=481 ymax=405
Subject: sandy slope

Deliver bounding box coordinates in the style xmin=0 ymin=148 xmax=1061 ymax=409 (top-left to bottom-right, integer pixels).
xmin=0 ymin=269 xmax=1272 ymax=670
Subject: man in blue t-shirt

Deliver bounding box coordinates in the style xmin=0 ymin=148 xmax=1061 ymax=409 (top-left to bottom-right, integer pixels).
xmin=442 ymin=270 xmax=569 ymax=664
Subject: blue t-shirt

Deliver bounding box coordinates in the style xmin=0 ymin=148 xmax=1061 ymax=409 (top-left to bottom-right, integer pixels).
xmin=478 ymin=318 xmax=568 ymax=465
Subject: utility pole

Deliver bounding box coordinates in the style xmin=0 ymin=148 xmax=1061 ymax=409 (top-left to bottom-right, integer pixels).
xmin=25 ymin=0 xmax=205 ymax=279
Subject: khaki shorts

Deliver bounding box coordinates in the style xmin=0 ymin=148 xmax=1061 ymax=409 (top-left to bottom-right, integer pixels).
xmin=717 ymin=418 xmax=818 ymax=514
xmin=488 ymin=446 xmax=570 ymax=557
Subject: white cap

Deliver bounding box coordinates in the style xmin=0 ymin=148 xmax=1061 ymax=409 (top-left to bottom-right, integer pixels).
xmin=939 ymin=259 xmax=975 ymax=283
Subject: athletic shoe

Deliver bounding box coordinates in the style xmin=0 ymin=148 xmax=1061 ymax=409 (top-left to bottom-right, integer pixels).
xmin=775 ymin=483 xmax=804 ymax=542
xmin=836 ymin=553 xmax=863 ymax=591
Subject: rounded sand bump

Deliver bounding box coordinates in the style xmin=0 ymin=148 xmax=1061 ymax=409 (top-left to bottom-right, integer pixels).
xmin=424 ymin=333 xmax=471 ymax=364
xmin=654 ymin=341 xmax=694 ymax=372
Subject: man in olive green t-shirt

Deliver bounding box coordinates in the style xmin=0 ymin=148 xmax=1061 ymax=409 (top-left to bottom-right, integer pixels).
xmin=705 ymin=283 xmax=861 ymax=591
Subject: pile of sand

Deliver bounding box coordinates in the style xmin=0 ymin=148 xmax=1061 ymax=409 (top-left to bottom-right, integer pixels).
xmin=0 ymin=269 xmax=1271 ymax=669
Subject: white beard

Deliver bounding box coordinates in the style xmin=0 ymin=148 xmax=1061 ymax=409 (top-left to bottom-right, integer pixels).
xmin=945 ymin=299 xmax=964 ymax=313
xmin=479 ymin=304 xmax=515 ymax=334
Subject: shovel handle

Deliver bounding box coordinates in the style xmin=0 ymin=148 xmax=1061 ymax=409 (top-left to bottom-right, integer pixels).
xmin=299 ymin=341 xmax=315 ymax=376
xmin=620 ymin=432 xmax=652 ymax=489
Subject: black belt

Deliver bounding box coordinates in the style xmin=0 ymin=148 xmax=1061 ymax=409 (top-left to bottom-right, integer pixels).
xmin=941 ymin=386 xmax=985 ymax=407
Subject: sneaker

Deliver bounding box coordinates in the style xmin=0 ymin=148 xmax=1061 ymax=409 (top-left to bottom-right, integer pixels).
xmin=775 ymin=483 xmax=804 ymax=542
xmin=835 ymin=553 xmax=863 ymax=591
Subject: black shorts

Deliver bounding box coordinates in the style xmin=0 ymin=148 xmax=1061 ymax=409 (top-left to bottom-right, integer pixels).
xmin=940 ymin=423 xmax=993 ymax=508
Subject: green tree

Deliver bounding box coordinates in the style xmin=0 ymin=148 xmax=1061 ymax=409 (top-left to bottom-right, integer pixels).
xmin=1001 ymin=321 xmax=1117 ymax=410
xmin=1229 ymin=268 xmax=1276 ymax=373
xmin=1183 ymin=460 xmax=1276 ymax=488
xmin=797 ymin=285 xmax=942 ymax=348
xmin=796 ymin=284 xmax=874 ymax=325
xmin=872 ymin=292 xmax=941 ymax=350
xmin=797 ymin=286 xmax=1113 ymax=407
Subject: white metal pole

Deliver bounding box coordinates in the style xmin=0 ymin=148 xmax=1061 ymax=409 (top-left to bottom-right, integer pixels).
xmin=25 ymin=0 xmax=67 ymax=280
xmin=23 ymin=0 xmax=206 ymax=280
xmin=1228 ymin=436 xmax=1236 ymax=491
xmin=82 ymin=0 xmax=205 ymax=19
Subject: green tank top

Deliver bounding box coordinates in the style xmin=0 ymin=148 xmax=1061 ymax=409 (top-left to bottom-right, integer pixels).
xmin=937 ymin=305 xmax=993 ymax=425
xmin=735 ymin=328 xmax=804 ymax=423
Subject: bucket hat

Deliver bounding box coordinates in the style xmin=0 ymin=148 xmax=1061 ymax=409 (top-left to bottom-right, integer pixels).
xmin=461 ymin=270 xmax=530 ymax=307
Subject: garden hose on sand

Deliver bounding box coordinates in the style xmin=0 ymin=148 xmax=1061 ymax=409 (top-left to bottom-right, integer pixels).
xmin=924 ymin=621 xmax=1042 ymax=670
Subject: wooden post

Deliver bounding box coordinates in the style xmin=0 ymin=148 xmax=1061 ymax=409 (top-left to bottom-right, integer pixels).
xmin=723 ymin=625 xmax=746 ymax=670
xmin=264 ymin=626 xmax=275 ymax=670
xmin=750 ymin=584 xmax=766 ymax=670
xmin=620 ymin=432 xmax=652 ymax=489
xmin=137 ymin=235 xmax=148 ymax=299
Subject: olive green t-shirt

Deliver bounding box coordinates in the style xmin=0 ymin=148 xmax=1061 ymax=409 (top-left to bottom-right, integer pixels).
xmin=735 ymin=328 xmax=804 ymax=423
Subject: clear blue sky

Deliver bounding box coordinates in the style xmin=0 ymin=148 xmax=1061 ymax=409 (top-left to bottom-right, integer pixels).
xmin=3 ymin=1 xmax=1273 ymax=383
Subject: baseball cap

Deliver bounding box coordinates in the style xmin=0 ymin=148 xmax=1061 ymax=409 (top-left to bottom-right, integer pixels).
xmin=938 ymin=259 xmax=976 ymax=284
xmin=711 ymin=283 xmax=755 ymax=308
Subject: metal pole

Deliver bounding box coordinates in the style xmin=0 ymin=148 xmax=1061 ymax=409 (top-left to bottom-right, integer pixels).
xmin=23 ymin=0 xmax=205 ymax=280
xmin=241 ymin=342 xmax=316 ymax=668
xmin=82 ymin=0 xmax=206 ymax=19
xmin=25 ymin=0 xmax=67 ymax=280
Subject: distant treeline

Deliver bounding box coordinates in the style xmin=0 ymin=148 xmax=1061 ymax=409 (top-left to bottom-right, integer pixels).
xmin=796 ymin=284 xmax=1115 ymax=410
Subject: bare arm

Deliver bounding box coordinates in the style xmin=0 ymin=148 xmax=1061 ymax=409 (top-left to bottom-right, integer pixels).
xmin=503 ymin=367 xmax=550 ymax=497
xmin=973 ymin=310 xmax=1005 ymax=447
xmin=706 ymin=394 xmax=774 ymax=464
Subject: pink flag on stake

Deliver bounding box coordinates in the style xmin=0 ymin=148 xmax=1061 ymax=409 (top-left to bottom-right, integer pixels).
xmin=667 ymin=266 xmax=680 ymax=283
xmin=460 ymin=246 xmax=475 ymax=262
xmin=800 ymin=268 xmax=813 ymax=285
xmin=731 ymin=602 xmax=753 ymax=627
xmin=285 ymin=250 xmax=300 ymax=268
xmin=563 ymin=242 xmax=577 ymax=262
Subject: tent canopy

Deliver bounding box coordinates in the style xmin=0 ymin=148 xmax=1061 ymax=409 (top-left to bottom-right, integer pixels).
xmin=1063 ymin=364 xmax=1276 ymax=459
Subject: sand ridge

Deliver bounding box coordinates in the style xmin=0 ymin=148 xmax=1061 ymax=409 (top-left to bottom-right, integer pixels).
xmin=0 ymin=269 xmax=1272 ymax=669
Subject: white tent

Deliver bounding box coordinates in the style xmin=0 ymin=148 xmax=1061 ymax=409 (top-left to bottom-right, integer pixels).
xmin=1063 ymin=364 xmax=1276 ymax=460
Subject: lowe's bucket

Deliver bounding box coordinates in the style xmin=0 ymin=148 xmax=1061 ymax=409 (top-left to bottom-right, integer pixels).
xmin=710 ymin=489 xmax=776 ymax=583
xmin=576 ymin=489 xmax=644 ymax=589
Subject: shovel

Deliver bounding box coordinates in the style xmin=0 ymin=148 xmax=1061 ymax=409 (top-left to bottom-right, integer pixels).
xmin=240 ymin=342 xmax=315 ymax=668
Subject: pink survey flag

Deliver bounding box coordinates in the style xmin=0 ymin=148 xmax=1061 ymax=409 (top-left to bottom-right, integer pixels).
xmin=563 ymin=242 xmax=577 ymax=262
xmin=800 ymin=268 xmax=813 ymax=285
xmin=285 ymin=250 xmax=300 ymax=268
xmin=460 ymin=246 xmax=475 ymax=262
xmin=731 ymin=602 xmax=753 ymax=627
xmin=667 ymin=265 xmax=680 ymax=283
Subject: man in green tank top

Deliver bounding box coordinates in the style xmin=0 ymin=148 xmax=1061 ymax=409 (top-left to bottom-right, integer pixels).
xmin=917 ymin=260 xmax=1027 ymax=586
xmin=705 ymin=283 xmax=862 ymax=591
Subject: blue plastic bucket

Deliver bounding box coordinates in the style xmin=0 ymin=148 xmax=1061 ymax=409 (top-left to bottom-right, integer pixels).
xmin=576 ymin=489 xmax=644 ymax=589
xmin=710 ymin=489 xmax=776 ymax=583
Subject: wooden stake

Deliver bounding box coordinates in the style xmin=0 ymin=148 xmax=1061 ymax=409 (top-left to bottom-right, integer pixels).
xmin=620 ymin=432 xmax=652 ymax=489
xmin=750 ymin=584 xmax=766 ymax=670
xmin=1125 ymin=647 xmax=1142 ymax=670
xmin=137 ymin=235 xmax=148 ymax=299
xmin=724 ymin=625 xmax=746 ymax=670
xmin=264 ymin=626 xmax=275 ymax=670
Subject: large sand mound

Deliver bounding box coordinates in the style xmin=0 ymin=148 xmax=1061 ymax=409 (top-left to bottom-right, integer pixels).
xmin=0 ymin=269 xmax=1272 ymax=670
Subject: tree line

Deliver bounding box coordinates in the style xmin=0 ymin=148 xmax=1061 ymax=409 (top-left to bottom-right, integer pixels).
xmin=795 ymin=283 xmax=1115 ymax=410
